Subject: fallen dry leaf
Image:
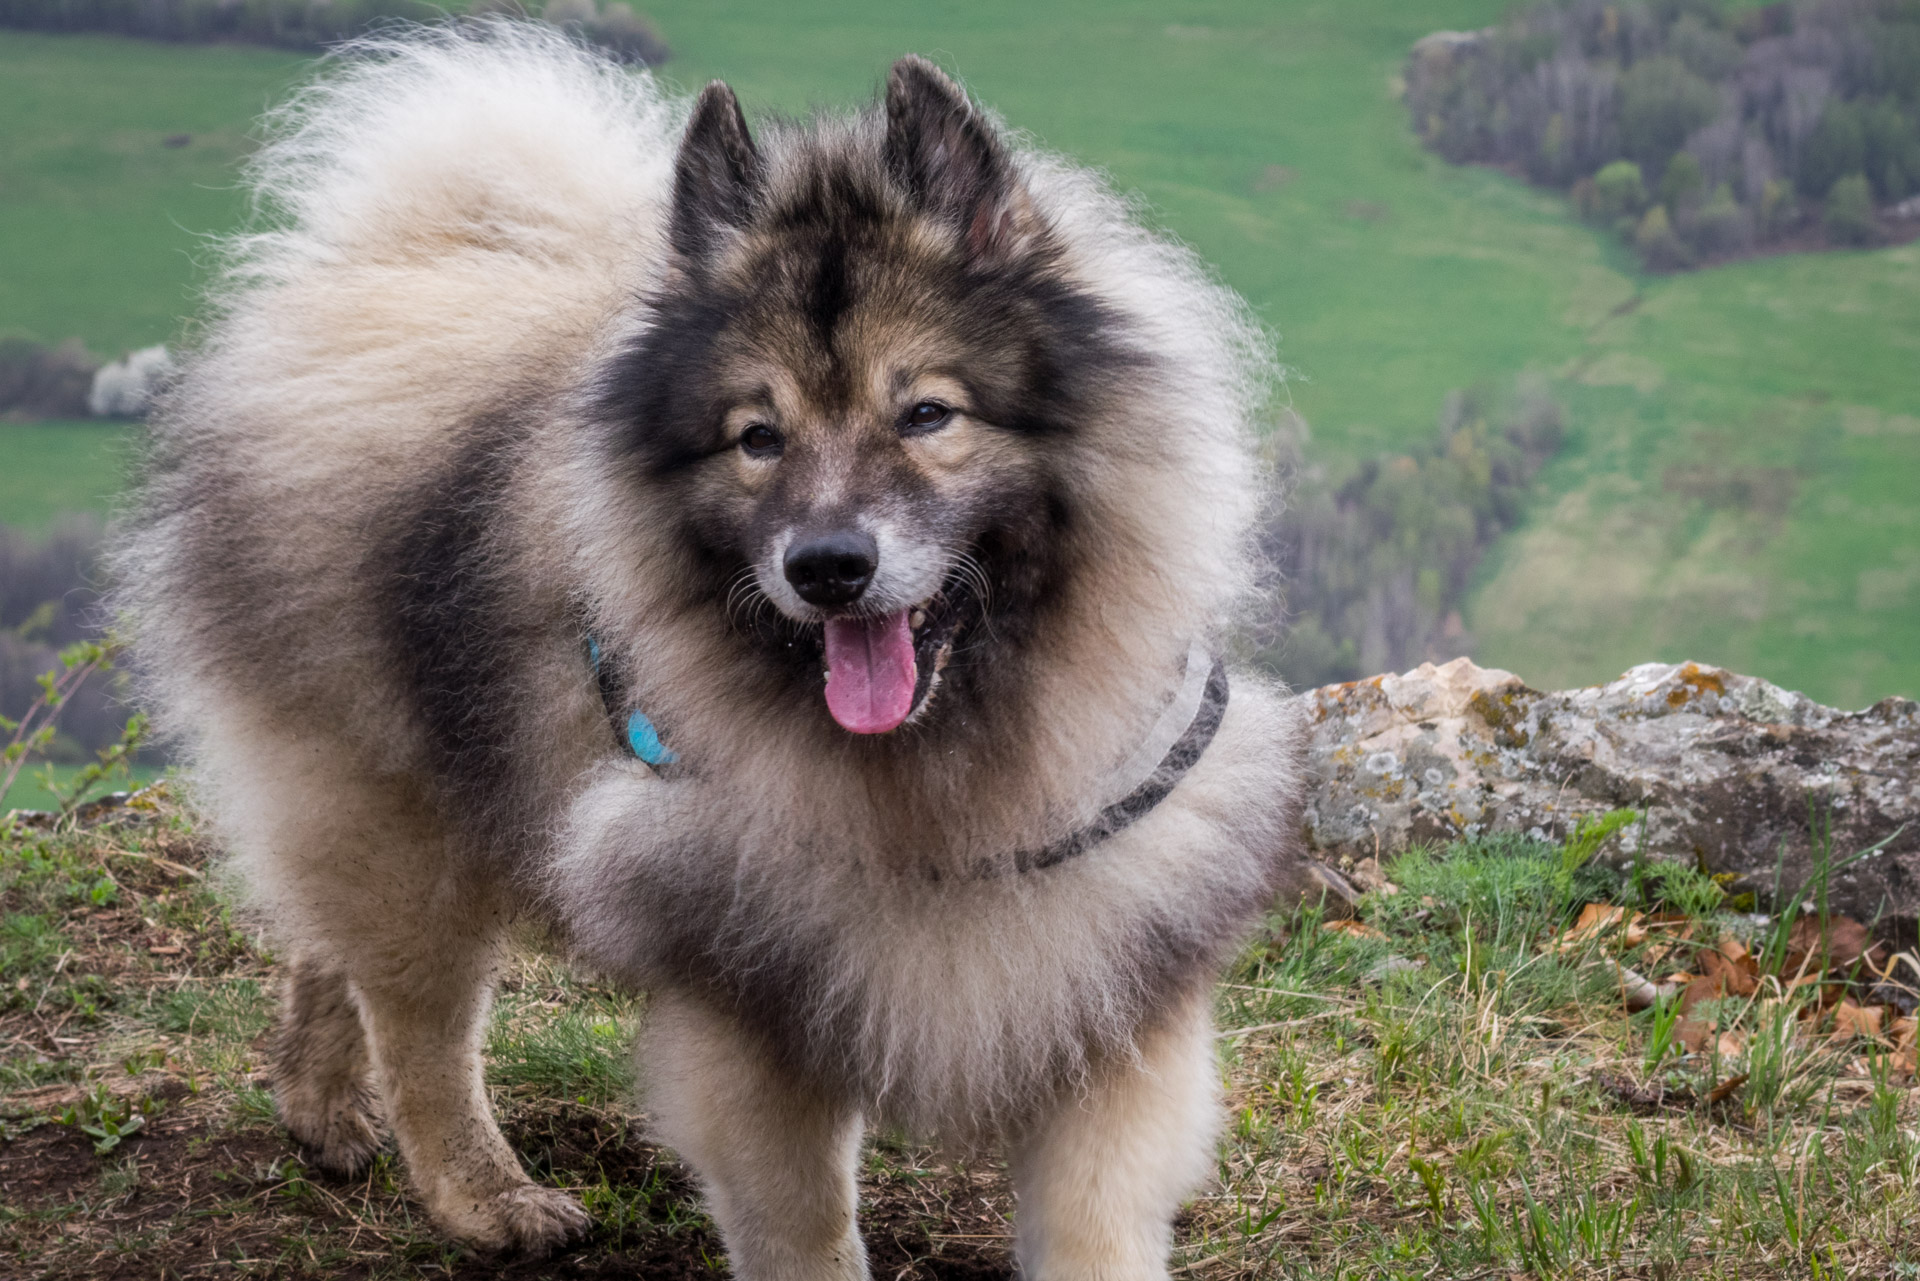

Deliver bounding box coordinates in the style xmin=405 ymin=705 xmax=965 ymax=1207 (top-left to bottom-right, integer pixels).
xmin=1698 ymin=947 xmax=1759 ymax=997
xmin=1555 ymin=904 xmax=1648 ymax=952
xmin=1678 ymin=975 xmax=1724 ymax=1015
xmin=1831 ymin=1000 xmax=1886 ymax=1039
xmin=1321 ymin=918 xmax=1387 ymax=940
xmin=1779 ymin=913 xmax=1885 ymax=981
xmin=1676 ymin=1014 xmax=1746 ymax=1057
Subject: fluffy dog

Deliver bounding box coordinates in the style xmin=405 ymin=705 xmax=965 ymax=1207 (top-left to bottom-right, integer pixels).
xmin=117 ymin=25 xmax=1306 ymax=1279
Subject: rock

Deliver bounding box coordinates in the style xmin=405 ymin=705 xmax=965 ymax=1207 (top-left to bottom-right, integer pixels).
xmin=1296 ymin=658 xmax=1920 ymax=927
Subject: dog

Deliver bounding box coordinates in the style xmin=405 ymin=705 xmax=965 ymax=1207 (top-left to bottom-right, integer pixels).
xmin=116 ymin=24 xmax=1307 ymax=1279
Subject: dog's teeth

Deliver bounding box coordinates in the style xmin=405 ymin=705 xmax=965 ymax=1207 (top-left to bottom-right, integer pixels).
xmin=909 ymin=608 xmax=927 ymax=630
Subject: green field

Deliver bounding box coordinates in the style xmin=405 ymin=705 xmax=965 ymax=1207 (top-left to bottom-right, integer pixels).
xmin=0 ymin=420 xmax=136 ymax=532
xmin=1 ymin=4 xmax=1915 ymax=705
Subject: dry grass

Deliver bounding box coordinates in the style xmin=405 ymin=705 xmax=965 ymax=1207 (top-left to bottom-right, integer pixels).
xmin=4 ymin=797 xmax=1917 ymax=1278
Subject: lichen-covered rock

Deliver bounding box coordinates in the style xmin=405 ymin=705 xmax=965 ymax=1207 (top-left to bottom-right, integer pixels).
xmin=1299 ymin=658 xmax=1920 ymax=925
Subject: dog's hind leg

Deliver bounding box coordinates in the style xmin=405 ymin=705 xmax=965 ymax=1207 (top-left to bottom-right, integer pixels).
xmin=272 ymin=953 xmax=383 ymax=1175
xmin=1010 ymin=988 xmax=1221 ymax=1281
xmin=345 ymin=868 xmax=591 ymax=1256
xmin=643 ymin=994 xmax=868 ymax=1281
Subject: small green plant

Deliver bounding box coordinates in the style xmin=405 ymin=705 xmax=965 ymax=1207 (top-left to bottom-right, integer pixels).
xmin=1867 ymin=1052 xmax=1902 ymax=1144
xmin=2 ymin=641 xmax=112 ymax=809
xmin=55 ymin=1080 xmax=159 ymax=1155
xmin=1744 ymin=998 xmax=1814 ymax=1119
xmin=1554 ymin=809 xmax=1637 ymax=913
xmin=1408 ymin=1155 xmax=1448 ymax=1224
xmin=39 ymin=709 xmax=148 ymax=815
xmin=1642 ymin=990 xmax=1682 ymax=1075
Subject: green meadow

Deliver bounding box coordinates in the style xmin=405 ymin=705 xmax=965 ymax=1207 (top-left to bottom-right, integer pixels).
xmin=1 ymin=0 xmax=1915 ymax=705
xmin=0 ymin=421 xmax=136 ymax=532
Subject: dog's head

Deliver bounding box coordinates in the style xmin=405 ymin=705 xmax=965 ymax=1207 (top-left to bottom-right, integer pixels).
xmin=601 ymin=58 xmax=1143 ymax=735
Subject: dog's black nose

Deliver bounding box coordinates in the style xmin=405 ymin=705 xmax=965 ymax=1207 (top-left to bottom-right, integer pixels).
xmin=784 ymin=529 xmax=878 ymax=606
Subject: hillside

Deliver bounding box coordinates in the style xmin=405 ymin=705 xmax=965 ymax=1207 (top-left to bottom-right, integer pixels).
xmin=0 ymin=2 xmax=1915 ymax=706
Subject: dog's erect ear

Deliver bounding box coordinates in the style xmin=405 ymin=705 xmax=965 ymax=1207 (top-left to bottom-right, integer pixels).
xmin=884 ymin=56 xmax=1041 ymax=265
xmin=671 ymin=81 xmax=763 ymax=259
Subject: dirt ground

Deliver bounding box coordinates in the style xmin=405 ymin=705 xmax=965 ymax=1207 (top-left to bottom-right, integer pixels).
xmin=0 ymin=800 xmax=1020 ymax=1280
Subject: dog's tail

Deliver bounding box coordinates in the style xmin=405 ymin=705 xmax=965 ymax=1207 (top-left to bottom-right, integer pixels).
xmin=190 ymin=21 xmax=679 ymax=425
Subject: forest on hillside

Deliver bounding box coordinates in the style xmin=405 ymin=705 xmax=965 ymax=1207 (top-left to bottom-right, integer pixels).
xmin=0 ymin=0 xmax=667 ymax=60
xmin=1407 ymin=0 xmax=1920 ymax=267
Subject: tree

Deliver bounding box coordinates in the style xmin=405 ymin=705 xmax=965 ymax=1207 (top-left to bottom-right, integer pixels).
xmin=1860 ymin=97 xmax=1920 ymax=200
xmin=1758 ymin=178 xmax=1799 ymax=240
xmin=1799 ymin=101 xmax=1867 ymax=198
xmin=1635 ymin=204 xmax=1691 ymax=268
xmin=1618 ymin=56 xmax=1721 ymax=173
xmin=1659 ymin=151 xmax=1705 ymax=211
xmin=1823 ymin=173 xmax=1878 ymax=245
xmin=1690 ymin=182 xmax=1752 ymax=255
xmin=1590 ymin=160 xmax=1648 ymax=221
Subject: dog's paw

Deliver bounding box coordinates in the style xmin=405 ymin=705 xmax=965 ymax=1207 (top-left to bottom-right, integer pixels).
xmin=453 ymin=1183 xmax=593 ymax=1257
xmin=277 ymin=1082 xmax=384 ymax=1176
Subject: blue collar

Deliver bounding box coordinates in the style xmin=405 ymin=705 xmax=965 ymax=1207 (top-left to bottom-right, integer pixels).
xmin=587 ymin=636 xmax=678 ymax=768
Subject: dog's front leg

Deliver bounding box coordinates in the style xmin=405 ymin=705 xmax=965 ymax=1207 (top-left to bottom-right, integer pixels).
xmin=643 ymin=993 xmax=867 ymax=1281
xmin=1010 ymin=987 xmax=1221 ymax=1281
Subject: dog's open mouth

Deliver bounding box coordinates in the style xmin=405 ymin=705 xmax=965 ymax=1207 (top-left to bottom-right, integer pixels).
xmin=820 ymin=579 xmax=974 ymax=734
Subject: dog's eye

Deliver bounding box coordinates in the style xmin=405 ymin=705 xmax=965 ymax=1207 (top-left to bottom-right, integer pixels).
xmin=900 ymin=401 xmax=952 ymax=435
xmin=739 ymin=424 xmax=783 ymax=457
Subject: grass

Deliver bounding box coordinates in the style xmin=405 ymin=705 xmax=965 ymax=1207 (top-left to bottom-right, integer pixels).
xmin=1 ymin=3 xmax=1916 ymax=705
xmin=4 ymin=797 xmax=1917 ymax=1278
xmin=0 ymin=33 xmax=304 ymax=357
xmin=1186 ymin=840 xmax=1920 ymax=1278
xmin=1465 ymin=243 xmax=1920 ymax=709
xmin=0 ymin=421 xmax=135 ymax=533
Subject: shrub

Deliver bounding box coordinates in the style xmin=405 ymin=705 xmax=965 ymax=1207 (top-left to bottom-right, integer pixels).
xmin=1617 ymin=56 xmax=1720 ymax=172
xmin=1635 ymin=204 xmax=1691 ymax=268
xmin=1861 ymin=97 xmax=1920 ymax=199
xmin=0 ymin=339 xmax=95 ymax=419
xmin=1823 ymin=172 xmax=1879 ymax=244
xmin=1689 ymin=182 xmax=1752 ymax=255
xmin=1658 ymin=150 xmax=1704 ymax=210
xmin=0 ymin=518 xmax=131 ymax=758
xmin=1800 ymin=100 xmax=1868 ymax=198
xmin=1758 ymin=177 xmax=1800 ymax=239
xmin=1668 ymin=13 xmax=1741 ymax=80
xmin=1589 ymin=159 xmax=1648 ymax=221
xmin=1258 ymin=381 xmax=1564 ymax=688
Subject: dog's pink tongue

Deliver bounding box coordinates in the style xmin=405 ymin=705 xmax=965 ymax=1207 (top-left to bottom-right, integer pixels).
xmin=823 ymin=610 xmax=917 ymax=734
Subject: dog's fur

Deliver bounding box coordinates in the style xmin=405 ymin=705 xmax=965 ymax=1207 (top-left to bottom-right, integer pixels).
xmin=116 ymin=25 xmax=1306 ymax=1279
